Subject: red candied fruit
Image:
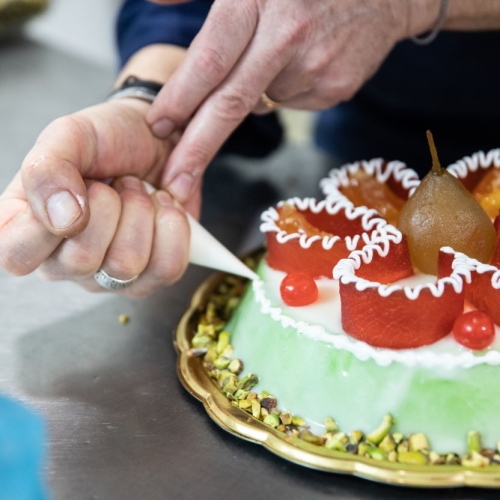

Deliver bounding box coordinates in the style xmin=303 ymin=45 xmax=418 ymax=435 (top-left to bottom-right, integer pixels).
xmin=280 ymin=272 xmax=318 ymax=307
xmin=453 ymin=311 xmax=495 ymax=351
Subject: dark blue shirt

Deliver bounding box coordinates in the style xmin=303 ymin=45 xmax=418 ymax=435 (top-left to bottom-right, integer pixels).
xmin=117 ymin=0 xmax=500 ymax=176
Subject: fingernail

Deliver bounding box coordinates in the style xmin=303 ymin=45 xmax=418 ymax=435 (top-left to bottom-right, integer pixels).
xmin=168 ymin=173 xmax=194 ymax=202
xmin=46 ymin=191 xmax=82 ymax=229
xmin=119 ymin=176 xmax=143 ymax=191
xmin=156 ymin=191 xmax=174 ymax=207
xmin=151 ymin=118 xmax=175 ymax=139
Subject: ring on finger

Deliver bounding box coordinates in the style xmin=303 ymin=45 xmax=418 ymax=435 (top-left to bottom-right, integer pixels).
xmin=94 ymin=268 xmax=139 ymax=291
xmin=261 ymin=91 xmax=281 ymax=110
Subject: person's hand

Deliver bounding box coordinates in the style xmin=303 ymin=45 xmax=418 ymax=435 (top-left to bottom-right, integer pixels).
xmin=146 ymin=0 xmax=439 ymax=204
xmin=0 ymin=98 xmax=198 ymax=297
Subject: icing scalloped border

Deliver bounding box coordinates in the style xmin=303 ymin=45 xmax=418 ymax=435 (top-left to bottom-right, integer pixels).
xmin=447 ymin=149 xmax=500 ymax=179
xmin=320 ymin=158 xmax=421 ymax=199
xmin=260 ymin=197 xmax=397 ymax=252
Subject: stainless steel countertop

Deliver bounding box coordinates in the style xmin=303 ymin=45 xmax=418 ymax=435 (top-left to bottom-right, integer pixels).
xmin=1 ymin=36 xmax=493 ymax=500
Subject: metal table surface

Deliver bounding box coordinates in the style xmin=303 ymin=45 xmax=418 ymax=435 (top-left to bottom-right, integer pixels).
xmin=1 ymin=36 xmax=496 ymax=500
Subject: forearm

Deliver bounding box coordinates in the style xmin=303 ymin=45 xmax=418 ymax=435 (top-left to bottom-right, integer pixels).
xmin=409 ymin=0 xmax=500 ymax=37
xmin=445 ymin=0 xmax=500 ymax=30
xmin=115 ymin=43 xmax=187 ymax=88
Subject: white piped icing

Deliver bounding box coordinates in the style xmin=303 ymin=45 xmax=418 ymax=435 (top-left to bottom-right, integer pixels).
xmin=260 ymin=197 xmax=392 ymax=251
xmin=333 ymin=246 xmax=469 ymax=299
xmin=251 ymin=262 xmax=500 ymax=369
xmin=451 ymin=250 xmax=500 ymax=289
xmin=447 ymin=149 xmax=500 ymax=179
xmin=320 ymin=158 xmax=421 ymax=199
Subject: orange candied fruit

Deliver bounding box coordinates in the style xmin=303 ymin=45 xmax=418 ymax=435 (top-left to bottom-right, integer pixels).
xmin=275 ymin=204 xmax=329 ymax=238
xmin=339 ymin=170 xmax=406 ymax=226
xmin=472 ymin=167 xmax=500 ymax=219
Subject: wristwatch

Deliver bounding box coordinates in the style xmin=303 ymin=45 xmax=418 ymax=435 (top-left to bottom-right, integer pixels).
xmin=107 ymin=76 xmax=164 ymax=104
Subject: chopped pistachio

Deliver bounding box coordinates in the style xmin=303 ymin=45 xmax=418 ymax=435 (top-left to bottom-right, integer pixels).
xmin=324 ymin=417 xmax=338 ymax=433
xmin=396 ymin=441 xmax=409 ymax=454
xmin=367 ymin=447 xmax=387 ymax=461
xmin=429 ymin=451 xmax=445 ymax=465
xmin=247 ymin=392 xmax=258 ymax=401
xmin=467 ymin=431 xmax=482 ymax=454
xmin=277 ymin=424 xmax=287 ymax=433
xmin=259 ymin=391 xmax=271 ymax=400
xmin=261 ymin=396 xmax=277 ymax=412
xmin=221 ymin=345 xmax=234 ymax=359
xmin=261 ymin=408 xmax=269 ymax=417
xmin=251 ymin=400 xmax=261 ymax=419
xmin=346 ymin=443 xmax=358 ymax=454
xmin=461 ymin=451 xmax=490 ymax=468
xmin=481 ymin=448 xmax=496 ymax=460
xmin=238 ymin=399 xmax=252 ymax=410
xmin=213 ymin=356 xmax=231 ymax=370
xmin=119 ymin=314 xmax=130 ymax=325
xmin=192 ymin=334 xmax=214 ymax=348
xmin=358 ymin=442 xmax=372 ymax=457
xmin=398 ymin=451 xmax=429 ymax=465
xmin=218 ymin=371 xmax=237 ymax=388
xmin=197 ymin=323 xmax=217 ymax=339
xmin=299 ymin=430 xmax=323 ymax=446
xmin=349 ymin=431 xmax=364 ymax=445
xmin=271 ymin=407 xmax=281 ymax=416
xmin=237 ymin=373 xmax=259 ymax=391
xmin=234 ymin=389 xmax=249 ymax=400
xmin=492 ymin=454 xmax=500 ymax=465
xmin=497 ymin=441 xmax=500 ymax=454
xmin=216 ymin=331 xmax=230 ymax=354
xmin=366 ymin=414 xmax=395 ymax=445
xmin=228 ymin=358 xmax=244 ymax=375
xmin=409 ymin=433 xmax=429 ymax=452
xmin=222 ymin=383 xmax=237 ymax=396
xmin=392 ymin=432 xmax=404 ymax=445
xmin=203 ymin=347 xmax=218 ymax=364
xmin=378 ymin=435 xmax=396 ymax=453
xmin=325 ymin=432 xmax=348 ymax=452
xmin=388 ymin=451 xmax=398 ymax=463
xmin=280 ymin=413 xmax=292 ymax=426
xmin=264 ymin=413 xmax=280 ymax=429
xmin=291 ymin=416 xmax=306 ymax=428
xmin=445 ymin=453 xmax=461 ymax=465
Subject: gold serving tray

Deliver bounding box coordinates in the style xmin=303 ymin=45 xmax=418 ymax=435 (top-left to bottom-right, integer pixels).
xmin=175 ymin=270 xmax=500 ymax=489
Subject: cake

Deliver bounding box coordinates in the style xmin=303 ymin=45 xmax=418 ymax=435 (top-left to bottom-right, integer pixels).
xmin=191 ymin=151 xmax=500 ymax=467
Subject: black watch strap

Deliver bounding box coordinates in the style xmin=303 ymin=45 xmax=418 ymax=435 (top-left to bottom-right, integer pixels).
xmin=107 ymin=76 xmax=164 ymax=104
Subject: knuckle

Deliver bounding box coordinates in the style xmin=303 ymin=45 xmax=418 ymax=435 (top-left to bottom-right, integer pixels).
xmin=194 ymin=46 xmax=228 ymax=84
xmin=213 ymin=89 xmax=254 ymax=122
xmin=58 ymin=247 xmax=100 ymax=279
xmin=105 ymin=246 xmax=144 ymax=279
xmin=0 ymin=245 xmax=35 ymax=276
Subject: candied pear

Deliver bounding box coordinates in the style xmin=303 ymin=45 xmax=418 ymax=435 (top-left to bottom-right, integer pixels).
xmin=398 ymin=131 xmax=496 ymax=275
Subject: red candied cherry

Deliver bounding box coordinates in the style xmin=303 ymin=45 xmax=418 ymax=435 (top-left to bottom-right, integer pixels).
xmin=280 ymin=272 xmax=318 ymax=307
xmin=453 ymin=311 xmax=495 ymax=350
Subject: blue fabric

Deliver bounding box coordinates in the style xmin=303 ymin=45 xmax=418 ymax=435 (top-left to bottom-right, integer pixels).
xmin=117 ymin=1 xmax=500 ymax=176
xmin=0 ymin=396 xmax=48 ymax=500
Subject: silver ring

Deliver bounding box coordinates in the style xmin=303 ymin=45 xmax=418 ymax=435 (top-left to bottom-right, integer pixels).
xmin=94 ymin=269 xmax=139 ymax=290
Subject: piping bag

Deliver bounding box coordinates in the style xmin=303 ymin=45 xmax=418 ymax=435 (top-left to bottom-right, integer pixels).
xmin=143 ymin=181 xmax=258 ymax=281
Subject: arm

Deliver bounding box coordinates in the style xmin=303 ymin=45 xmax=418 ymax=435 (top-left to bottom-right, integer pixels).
xmin=145 ymin=0 xmax=500 ymax=206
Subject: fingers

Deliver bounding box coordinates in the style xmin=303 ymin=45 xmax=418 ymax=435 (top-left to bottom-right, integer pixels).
xmin=147 ymin=0 xmax=259 ymax=137
xmin=20 ymin=99 xmax=173 ymax=239
xmin=37 ymin=180 xmax=122 ymax=282
xmin=117 ymin=189 xmax=190 ymax=298
xmin=160 ymin=35 xmax=293 ymax=203
xmin=0 ymin=173 xmax=63 ymax=276
xmin=36 ymin=176 xmax=191 ymax=298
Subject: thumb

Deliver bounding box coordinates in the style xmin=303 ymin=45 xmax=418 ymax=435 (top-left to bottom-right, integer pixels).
xmin=21 ymin=116 xmax=94 ymax=238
